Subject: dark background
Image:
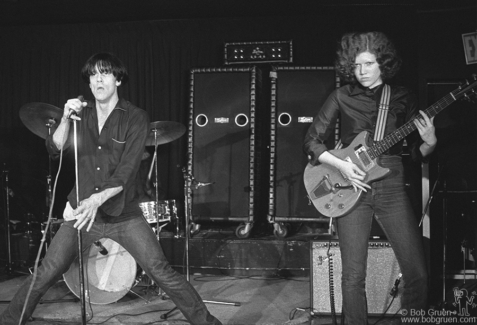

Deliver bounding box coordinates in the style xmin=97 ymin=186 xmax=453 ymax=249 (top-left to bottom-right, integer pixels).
xmin=0 ymin=0 xmax=476 ymax=303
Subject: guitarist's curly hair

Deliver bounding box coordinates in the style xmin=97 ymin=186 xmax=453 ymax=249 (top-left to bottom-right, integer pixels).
xmin=335 ymin=31 xmax=402 ymax=84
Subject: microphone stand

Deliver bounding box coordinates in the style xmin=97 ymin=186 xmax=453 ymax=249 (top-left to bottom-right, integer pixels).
xmin=72 ymin=118 xmax=87 ymax=324
xmin=160 ymin=168 xmax=239 ymax=320
xmin=419 ymin=164 xmax=443 ymax=228
xmin=45 ymin=119 xmax=56 ymax=248
xmin=46 ymin=119 xmax=55 ymax=216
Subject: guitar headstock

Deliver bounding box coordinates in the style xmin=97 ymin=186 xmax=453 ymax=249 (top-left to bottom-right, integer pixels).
xmin=455 ymin=74 xmax=477 ymax=103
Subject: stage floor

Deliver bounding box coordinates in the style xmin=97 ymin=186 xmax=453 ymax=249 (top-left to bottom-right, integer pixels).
xmin=0 ymin=225 xmax=473 ymax=324
xmin=0 ymin=225 xmax=403 ymax=325
xmin=0 ymin=273 xmax=406 ymax=325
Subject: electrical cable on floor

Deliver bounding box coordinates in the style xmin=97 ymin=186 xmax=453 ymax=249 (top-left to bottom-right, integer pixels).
xmin=288 ymin=307 xmax=310 ymax=321
xmin=31 ymin=307 xmax=178 ymax=324
xmin=193 ymin=274 xmax=309 ymax=282
xmin=87 ymin=308 xmax=182 ymax=324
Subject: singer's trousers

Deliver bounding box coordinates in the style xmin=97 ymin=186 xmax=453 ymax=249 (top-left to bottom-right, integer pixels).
xmin=335 ymin=156 xmax=428 ymax=325
xmin=0 ymin=216 xmax=222 ymax=325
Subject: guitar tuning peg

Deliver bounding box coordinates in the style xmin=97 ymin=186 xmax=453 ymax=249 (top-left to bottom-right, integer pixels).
xmin=464 ymin=89 xmax=477 ymax=103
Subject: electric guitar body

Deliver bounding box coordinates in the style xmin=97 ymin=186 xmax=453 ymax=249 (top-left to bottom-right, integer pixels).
xmin=304 ymin=131 xmax=391 ymax=218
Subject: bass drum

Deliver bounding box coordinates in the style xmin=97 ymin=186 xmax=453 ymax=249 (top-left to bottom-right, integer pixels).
xmin=63 ymin=238 xmax=136 ymax=305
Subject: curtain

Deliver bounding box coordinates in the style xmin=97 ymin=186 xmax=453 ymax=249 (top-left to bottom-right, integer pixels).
xmin=0 ymin=12 xmax=418 ymax=220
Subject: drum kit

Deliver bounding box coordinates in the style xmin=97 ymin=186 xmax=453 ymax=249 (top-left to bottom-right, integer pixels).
xmin=2 ymin=101 xmax=187 ymax=304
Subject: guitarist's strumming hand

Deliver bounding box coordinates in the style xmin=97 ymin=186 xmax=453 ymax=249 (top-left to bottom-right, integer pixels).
xmin=318 ymin=151 xmax=372 ymax=193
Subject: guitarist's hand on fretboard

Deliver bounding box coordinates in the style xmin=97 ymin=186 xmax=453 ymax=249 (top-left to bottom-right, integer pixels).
xmin=413 ymin=110 xmax=437 ymax=157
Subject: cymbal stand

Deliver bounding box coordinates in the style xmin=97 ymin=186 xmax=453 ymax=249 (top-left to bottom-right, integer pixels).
xmin=160 ymin=168 xmax=239 ymax=320
xmin=152 ymin=129 xmax=163 ymax=240
xmin=3 ymin=163 xmax=13 ymax=275
xmin=141 ymin=128 xmax=168 ymax=298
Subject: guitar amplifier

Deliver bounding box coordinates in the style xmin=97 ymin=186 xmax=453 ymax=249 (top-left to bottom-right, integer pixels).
xmin=310 ymin=240 xmax=403 ymax=315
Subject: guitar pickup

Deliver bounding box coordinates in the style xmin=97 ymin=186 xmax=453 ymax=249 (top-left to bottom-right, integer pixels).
xmin=310 ymin=175 xmax=334 ymax=199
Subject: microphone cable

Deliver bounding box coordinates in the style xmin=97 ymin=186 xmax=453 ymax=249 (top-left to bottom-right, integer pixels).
xmin=371 ymin=273 xmax=401 ymax=325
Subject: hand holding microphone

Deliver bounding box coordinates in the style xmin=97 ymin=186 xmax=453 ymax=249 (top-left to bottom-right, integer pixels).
xmin=64 ymin=95 xmax=87 ymax=121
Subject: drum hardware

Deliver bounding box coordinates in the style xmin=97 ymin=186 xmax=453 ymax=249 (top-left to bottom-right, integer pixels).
xmin=146 ymin=121 xmax=186 ymax=241
xmin=121 ymin=284 xmax=152 ymax=304
xmin=131 ymin=268 xmax=169 ymax=302
xmin=3 ymin=163 xmax=13 ymax=275
xmin=143 ymin=122 xmax=188 ymax=306
xmin=139 ymin=200 xmax=179 ymax=238
xmin=19 ymin=102 xmax=62 ymax=239
xmin=145 ymin=121 xmax=186 ymax=147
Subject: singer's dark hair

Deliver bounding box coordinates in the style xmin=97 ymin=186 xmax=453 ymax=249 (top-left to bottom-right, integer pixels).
xmin=81 ymin=52 xmax=129 ymax=84
xmin=335 ymin=31 xmax=401 ymax=83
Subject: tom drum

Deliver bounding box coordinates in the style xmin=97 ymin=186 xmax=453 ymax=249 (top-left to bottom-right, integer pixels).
xmin=139 ymin=200 xmax=176 ymax=224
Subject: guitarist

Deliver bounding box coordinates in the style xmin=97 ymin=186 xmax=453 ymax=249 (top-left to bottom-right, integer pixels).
xmin=304 ymin=31 xmax=437 ymax=324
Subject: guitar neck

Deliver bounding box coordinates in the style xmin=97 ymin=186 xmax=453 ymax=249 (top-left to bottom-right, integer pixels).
xmin=369 ymin=91 xmax=457 ymax=159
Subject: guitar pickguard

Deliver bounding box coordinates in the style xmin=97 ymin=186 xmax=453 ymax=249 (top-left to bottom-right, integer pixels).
xmin=354 ymin=145 xmax=374 ymax=171
xmin=309 ymin=174 xmax=335 ymax=200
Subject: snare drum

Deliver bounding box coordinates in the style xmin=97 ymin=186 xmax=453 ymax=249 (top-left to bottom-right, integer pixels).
xmin=139 ymin=200 xmax=176 ymax=224
xmin=63 ymin=238 xmax=137 ymax=305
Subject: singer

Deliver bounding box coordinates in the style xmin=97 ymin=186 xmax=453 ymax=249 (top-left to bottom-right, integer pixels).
xmin=0 ymin=53 xmax=222 ymax=325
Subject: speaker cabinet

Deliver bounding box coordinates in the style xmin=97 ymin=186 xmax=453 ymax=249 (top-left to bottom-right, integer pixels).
xmin=187 ymin=66 xmax=262 ymax=225
xmin=268 ymin=66 xmax=338 ymax=220
xmin=310 ymin=240 xmax=402 ymax=315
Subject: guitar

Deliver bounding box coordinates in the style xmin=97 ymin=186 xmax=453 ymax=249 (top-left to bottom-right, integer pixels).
xmin=304 ymin=76 xmax=477 ymax=218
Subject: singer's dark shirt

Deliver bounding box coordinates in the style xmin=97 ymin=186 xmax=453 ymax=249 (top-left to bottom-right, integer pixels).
xmin=304 ymin=83 xmax=426 ymax=165
xmin=46 ymin=98 xmax=149 ymax=223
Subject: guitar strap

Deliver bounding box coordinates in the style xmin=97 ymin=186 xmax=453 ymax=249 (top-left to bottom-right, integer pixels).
xmin=373 ymin=84 xmax=391 ymax=142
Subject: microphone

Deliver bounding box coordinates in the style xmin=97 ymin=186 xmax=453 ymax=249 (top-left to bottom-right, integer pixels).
xmin=93 ymin=240 xmax=108 ymax=255
xmin=195 ymin=181 xmax=214 ymax=189
xmin=389 ymin=273 xmax=402 ymax=297
xmin=66 ymin=95 xmax=85 ymax=121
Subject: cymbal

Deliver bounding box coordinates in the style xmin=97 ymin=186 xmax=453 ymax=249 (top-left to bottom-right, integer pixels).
xmin=145 ymin=121 xmax=186 ymax=146
xmin=19 ymin=102 xmax=63 ymax=139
